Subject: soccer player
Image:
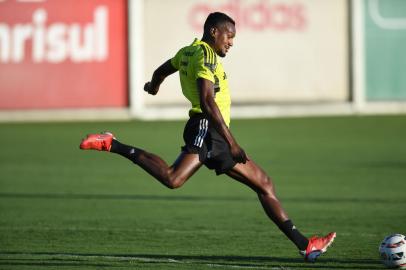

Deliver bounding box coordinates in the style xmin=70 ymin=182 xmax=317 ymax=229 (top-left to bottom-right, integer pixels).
xmin=80 ymin=12 xmax=335 ymax=262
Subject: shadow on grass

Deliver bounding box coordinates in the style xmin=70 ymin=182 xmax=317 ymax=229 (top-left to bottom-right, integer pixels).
xmin=0 ymin=192 xmax=404 ymax=204
xmin=0 ymin=251 xmax=382 ymax=269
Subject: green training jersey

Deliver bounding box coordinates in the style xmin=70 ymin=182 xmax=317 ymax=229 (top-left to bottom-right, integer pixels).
xmin=171 ymin=38 xmax=231 ymax=127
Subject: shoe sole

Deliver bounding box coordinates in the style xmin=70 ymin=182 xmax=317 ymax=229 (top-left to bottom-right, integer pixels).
xmin=306 ymin=251 xmax=322 ymax=262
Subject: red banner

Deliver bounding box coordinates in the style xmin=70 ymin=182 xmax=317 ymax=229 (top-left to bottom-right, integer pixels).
xmin=0 ymin=0 xmax=127 ymax=109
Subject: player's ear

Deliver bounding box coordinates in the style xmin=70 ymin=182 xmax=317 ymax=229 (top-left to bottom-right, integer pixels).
xmin=210 ymin=27 xmax=216 ymax=38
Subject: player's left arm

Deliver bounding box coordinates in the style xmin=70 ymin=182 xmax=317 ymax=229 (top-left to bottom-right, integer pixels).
xmin=198 ymin=78 xmax=248 ymax=164
xmin=144 ymin=60 xmax=178 ymax=95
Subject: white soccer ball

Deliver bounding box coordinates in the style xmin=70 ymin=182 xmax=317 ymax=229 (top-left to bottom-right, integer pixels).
xmin=379 ymin=234 xmax=406 ymax=269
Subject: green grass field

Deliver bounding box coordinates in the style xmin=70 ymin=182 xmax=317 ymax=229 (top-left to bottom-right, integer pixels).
xmin=1 ymin=115 xmax=406 ymax=270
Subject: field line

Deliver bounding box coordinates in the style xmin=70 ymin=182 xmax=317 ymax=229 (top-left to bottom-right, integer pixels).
xmin=0 ymin=252 xmax=288 ymax=269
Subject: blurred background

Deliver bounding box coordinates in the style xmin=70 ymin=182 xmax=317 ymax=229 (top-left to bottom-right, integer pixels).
xmin=0 ymin=0 xmax=405 ymax=121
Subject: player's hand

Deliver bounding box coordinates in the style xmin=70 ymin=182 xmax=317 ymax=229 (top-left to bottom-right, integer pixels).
xmin=230 ymin=143 xmax=248 ymax=164
xmin=144 ymin=82 xmax=158 ymax=95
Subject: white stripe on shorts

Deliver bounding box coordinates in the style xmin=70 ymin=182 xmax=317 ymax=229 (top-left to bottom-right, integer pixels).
xmin=193 ymin=119 xmax=208 ymax=147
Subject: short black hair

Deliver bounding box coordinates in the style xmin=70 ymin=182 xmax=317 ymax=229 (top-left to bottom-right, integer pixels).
xmin=203 ymin=12 xmax=235 ymax=34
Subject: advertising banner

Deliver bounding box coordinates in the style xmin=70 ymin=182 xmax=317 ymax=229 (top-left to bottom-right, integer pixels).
xmin=142 ymin=0 xmax=349 ymax=107
xmin=364 ymin=0 xmax=406 ymax=100
xmin=0 ymin=0 xmax=127 ymax=109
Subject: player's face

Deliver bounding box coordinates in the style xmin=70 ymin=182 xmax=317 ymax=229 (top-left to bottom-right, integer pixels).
xmin=213 ymin=22 xmax=236 ymax=57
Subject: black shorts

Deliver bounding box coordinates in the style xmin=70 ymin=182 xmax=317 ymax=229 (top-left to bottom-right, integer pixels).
xmin=181 ymin=114 xmax=236 ymax=175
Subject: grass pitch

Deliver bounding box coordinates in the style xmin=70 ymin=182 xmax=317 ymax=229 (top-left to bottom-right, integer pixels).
xmin=0 ymin=115 xmax=405 ymax=269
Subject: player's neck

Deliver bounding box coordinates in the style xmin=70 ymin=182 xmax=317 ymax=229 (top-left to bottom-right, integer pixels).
xmin=201 ymin=35 xmax=215 ymax=50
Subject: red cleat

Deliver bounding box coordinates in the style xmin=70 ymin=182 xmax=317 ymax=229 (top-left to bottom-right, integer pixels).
xmin=79 ymin=132 xmax=115 ymax=151
xmin=301 ymin=232 xmax=336 ymax=262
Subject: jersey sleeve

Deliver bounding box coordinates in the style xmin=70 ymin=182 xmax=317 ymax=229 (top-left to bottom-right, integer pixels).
xmin=170 ymin=48 xmax=182 ymax=70
xmin=192 ymin=46 xmax=216 ymax=83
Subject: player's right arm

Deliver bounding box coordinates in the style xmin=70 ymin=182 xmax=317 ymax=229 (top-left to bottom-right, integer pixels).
xmin=144 ymin=59 xmax=178 ymax=95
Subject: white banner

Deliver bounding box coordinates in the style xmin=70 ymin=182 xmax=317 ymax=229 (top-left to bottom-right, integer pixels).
xmin=142 ymin=0 xmax=349 ymax=106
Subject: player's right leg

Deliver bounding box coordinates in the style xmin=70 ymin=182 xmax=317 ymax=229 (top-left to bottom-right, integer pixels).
xmin=80 ymin=132 xmax=202 ymax=189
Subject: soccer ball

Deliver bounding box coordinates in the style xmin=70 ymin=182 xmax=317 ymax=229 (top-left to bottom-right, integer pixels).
xmin=379 ymin=234 xmax=406 ymax=269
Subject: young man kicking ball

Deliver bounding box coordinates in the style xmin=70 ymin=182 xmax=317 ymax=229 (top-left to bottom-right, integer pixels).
xmin=80 ymin=12 xmax=335 ymax=262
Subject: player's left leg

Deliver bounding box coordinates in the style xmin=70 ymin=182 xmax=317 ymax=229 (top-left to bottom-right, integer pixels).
xmin=226 ymin=159 xmax=335 ymax=261
xmin=226 ymin=160 xmax=307 ymax=248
